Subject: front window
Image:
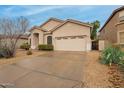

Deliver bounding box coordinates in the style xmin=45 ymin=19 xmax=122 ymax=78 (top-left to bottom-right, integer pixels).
xmin=119 ymin=32 xmax=124 ymax=44
xmin=47 ymin=36 xmax=52 ymax=44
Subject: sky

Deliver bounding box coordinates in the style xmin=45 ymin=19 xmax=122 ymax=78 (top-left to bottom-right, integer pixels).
xmin=0 ymin=5 xmax=122 ymax=28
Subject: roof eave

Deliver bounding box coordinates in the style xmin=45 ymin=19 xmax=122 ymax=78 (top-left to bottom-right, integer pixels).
xmin=50 ymin=19 xmax=93 ymax=33
xmin=39 ymin=17 xmax=64 ymax=28
xmin=99 ymin=6 xmax=124 ymax=32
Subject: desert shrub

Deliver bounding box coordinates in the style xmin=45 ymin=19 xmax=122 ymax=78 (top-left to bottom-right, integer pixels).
xmin=26 ymin=50 xmax=32 ymax=55
xmin=100 ymin=45 xmax=124 ymax=66
xmin=0 ymin=17 xmax=29 ymax=58
xmin=0 ymin=49 xmax=4 ymax=58
xmin=38 ymin=44 xmax=53 ymax=51
xmin=0 ymin=48 xmax=14 ymax=58
xmin=20 ymin=43 xmax=30 ymax=50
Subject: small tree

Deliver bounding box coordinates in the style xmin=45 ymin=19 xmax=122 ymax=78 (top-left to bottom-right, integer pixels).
xmin=0 ymin=17 xmax=29 ymax=58
xmin=91 ymin=20 xmax=100 ymax=40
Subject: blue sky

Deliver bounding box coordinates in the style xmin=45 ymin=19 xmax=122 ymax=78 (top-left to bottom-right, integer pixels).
xmin=0 ymin=5 xmax=122 ymax=28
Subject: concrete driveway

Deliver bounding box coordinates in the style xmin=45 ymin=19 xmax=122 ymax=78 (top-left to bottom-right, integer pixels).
xmin=0 ymin=51 xmax=88 ymax=88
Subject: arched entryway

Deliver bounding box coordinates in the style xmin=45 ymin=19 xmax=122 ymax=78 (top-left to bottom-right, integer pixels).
xmin=32 ymin=33 xmax=39 ymax=49
xmin=47 ymin=36 xmax=52 ymax=44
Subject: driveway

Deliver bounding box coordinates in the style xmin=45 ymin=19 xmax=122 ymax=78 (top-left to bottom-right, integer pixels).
xmin=0 ymin=51 xmax=88 ymax=88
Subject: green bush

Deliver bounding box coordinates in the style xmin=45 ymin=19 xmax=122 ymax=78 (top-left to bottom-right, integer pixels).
xmin=100 ymin=45 xmax=124 ymax=66
xmin=38 ymin=44 xmax=53 ymax=51
xmin=20 ymin=43 xmax=30 ymax=50
xmin=26 ymin=50 xmax=32 ymax=55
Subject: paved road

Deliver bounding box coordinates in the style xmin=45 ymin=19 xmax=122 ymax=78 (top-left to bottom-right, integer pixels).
xmin=0 ymin=51 xmax=87 ymax=88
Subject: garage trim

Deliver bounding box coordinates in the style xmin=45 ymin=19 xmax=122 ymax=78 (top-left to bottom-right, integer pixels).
xmin=55 ymin=35 xmax=87 ymax=40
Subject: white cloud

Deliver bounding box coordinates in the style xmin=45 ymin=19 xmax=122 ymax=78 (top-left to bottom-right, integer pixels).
xmin=2 ymin=6 xmax=72 ymax=17
xmin=2 ymin=5 xmax=95 ymax=17
xmin=22 ymin=6 xmax=71 ymax=16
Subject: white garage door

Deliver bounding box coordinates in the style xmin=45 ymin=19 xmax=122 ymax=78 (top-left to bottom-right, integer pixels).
xmin=54 ymin=36 xmax=86 ymax=51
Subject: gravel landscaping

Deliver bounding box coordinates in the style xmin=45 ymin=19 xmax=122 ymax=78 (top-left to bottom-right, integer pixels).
xmin=82 ymin=51 xmax=111 ymax=87
xmin=0 ymin=49 xmax=46 ymax=65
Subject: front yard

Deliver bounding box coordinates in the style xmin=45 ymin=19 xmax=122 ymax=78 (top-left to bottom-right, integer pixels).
xmin=0 ymin=49 xmax=46 ymax=65
xmin=82 ymin=51 xmax=111 ymax=87
xmin=0 ymin=50 xmax=123 ymax=87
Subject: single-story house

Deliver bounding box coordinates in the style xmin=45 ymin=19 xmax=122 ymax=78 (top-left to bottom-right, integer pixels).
xmin=29 ymin=18 xmax=93 ymax=51
xmin=99 ymin=6 xmax=124 ymax=45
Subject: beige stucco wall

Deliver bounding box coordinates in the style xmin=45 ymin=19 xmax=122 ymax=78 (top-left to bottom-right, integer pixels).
xmin=30 ymin=29 xmax=44 ymax=49
xmin=117 ymin=23 xmax=124 ymax=31
xmin=53 ymin=22 xmax=91 ymax=37
xmin=99 ymin=40 xmax=105 ymax=51
xmin=44 ymin=34 xmax=52 ymax=44
xmin=99 ymin=40 xmax=111 ymax=51
xmin=119 ymin=10 xmax=124 ymax=17
xmin=100 ymin=9 xmax=124 ymax=44
xmin=17 ymin=39 xmax=28 ymax=48
xmin=52 ymin=22 xmax=91 ymax=51
xmin=28 ymin=35 xmax=31 ymax=45
xmin=100 ymin=12 xmax=119 ymax=43
xmin=41 ymin=20 xmax=62 ymax=31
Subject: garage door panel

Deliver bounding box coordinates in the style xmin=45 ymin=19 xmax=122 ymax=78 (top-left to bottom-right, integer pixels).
xmin=54 ymin=38 xmax=86 ymax=51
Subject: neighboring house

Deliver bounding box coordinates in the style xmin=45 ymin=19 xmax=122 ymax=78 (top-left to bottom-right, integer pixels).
xmin=0 ymin=35 xmax=28 ymax=48
xmin=29 ymin=18 xmax=92 ymax=51
xmin=16 ymin=36 xmax=28 ymax=48
xmin=99 ymin=6 xmax=124 ymax=45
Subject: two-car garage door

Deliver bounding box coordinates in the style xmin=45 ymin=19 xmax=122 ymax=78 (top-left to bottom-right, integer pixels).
xmin=54 ymin=36 xmax=87 ymax=51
